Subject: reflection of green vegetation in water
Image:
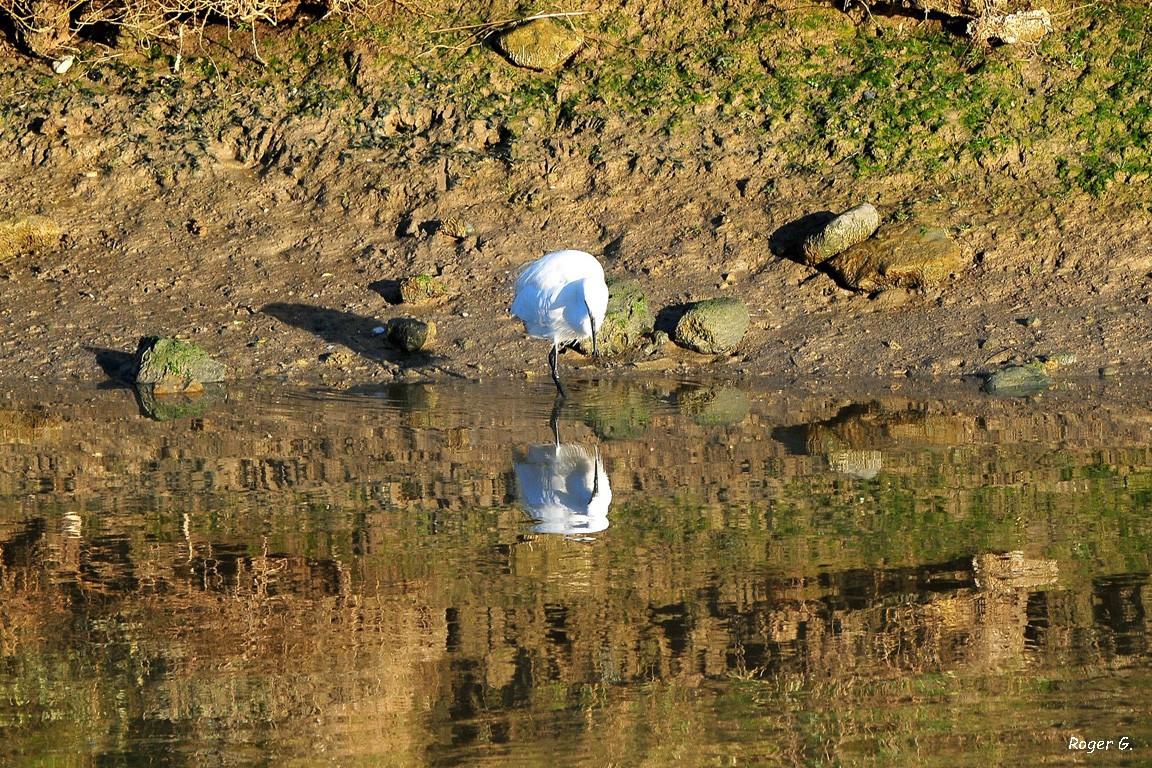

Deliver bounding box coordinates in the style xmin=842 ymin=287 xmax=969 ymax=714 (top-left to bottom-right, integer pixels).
xmin=4 ymin=388 xmax=1152 ymax=764
xmin=577 ymin=380 xmax=653 ymax=440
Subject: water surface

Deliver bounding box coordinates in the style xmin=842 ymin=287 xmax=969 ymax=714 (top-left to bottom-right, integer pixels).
xmin=1 ymin=379 xmax=1150 ymax=766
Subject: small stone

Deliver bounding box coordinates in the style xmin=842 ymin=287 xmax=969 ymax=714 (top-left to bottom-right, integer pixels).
xmin=387 ymin=318 xmax=436 ymax=352
xmin=134 ymin=336 xmax=227 ymax=385
xmin=801 ymin=203 xmax=881 ymax=266
xmin=1019 ymin=316 xmax=1042 ymax=328
xmin=493 ymin=18 xmax=583 ymax=71
xmin=51 ymin=55 xmax=74 ymax=74
xmin=1100 ymin=365 xmax=1119 ymax=378
xmin=652 ymin=330 xmax=670 ymax=346
xmin=399 ymin=274 xmax=448 ymax=304
xmin=673 ymin=298 xmax=750 ymax=354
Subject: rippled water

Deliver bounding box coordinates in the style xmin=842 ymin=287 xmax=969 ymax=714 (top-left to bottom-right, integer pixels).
xmin=2 ymin=378 xmax=1151 ymax=766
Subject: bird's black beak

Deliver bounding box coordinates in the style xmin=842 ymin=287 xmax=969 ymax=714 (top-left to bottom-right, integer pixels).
xmin=586 ymin=300 xmax=599 ymax=357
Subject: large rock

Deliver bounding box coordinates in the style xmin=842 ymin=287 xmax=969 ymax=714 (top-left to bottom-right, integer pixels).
xmin=134 ymin=337 xmax=227 ymax=389
xmin=493 ymin=18 xmax=583 ymax=71
xmin=825 ymin=222 xmax=963 ymax=292
xmin=801 ymin=203 xmax=880 ymax=266
xmin=673 ymin=298 xmax=750 ymax=354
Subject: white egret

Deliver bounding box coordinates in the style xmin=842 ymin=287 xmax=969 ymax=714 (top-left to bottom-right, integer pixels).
xmin=510 ymin=249 xmax=609 ymax=397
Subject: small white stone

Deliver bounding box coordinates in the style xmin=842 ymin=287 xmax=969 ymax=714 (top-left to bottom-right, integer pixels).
xmin=52 ymin=55 xmax=75 ymax=75
xmin=372 ymin=326 xmax=386 ymax=334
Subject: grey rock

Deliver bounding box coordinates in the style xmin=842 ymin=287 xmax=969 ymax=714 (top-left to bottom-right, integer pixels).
xmin=387 ymin=318 xmax=436 ymax=352
xmin=673 ymin=298 xmax=750 ymax=354
xmin=984 ymin=362 xmax=1053 ymax=396
xmin=134 ymin=336 xmax=227 ymax=387
xmin=801 ymin=203 xmax=880 ymax=266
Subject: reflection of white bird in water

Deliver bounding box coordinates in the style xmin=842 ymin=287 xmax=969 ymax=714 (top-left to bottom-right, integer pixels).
xmin=510 ymin=249 xmax=610 ymax=398
xmin=514 ymin=443 xmax=612 ymax=535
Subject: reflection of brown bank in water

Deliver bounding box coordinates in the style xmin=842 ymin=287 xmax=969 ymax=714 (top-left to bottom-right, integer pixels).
xmin=3 ymin=381 xmax=1152 ymax=762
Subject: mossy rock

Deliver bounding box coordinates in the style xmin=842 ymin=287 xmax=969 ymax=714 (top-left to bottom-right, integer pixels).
xmin=493 ymin=18 xmax=583 ymax=71
xmin=577 ymin=277 xmax=653 ymax=356
xmin=134 ymin=337 xmax=227 ymax=386
xmin=825 ymin=221 xmax=963 ymax=292
xmin=984 ymin=361 xmax=1053 ymax=396
xmin=673 ymin=298 xmax=750 ymax=354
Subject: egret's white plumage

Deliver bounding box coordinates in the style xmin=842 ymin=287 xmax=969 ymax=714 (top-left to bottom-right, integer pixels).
xmin=514 ymin=443 xmax=612 ymax=535
xmin=510 ymin=249 xmax=609 ymax=396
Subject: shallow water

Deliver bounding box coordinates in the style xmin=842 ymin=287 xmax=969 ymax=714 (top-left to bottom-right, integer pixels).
xmin=2 ymin=378 xmax=1151 ymax=766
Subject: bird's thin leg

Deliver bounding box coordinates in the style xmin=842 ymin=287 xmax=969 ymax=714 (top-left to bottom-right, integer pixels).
xmin=549 ymin=394 xmax=563 ymax=445
xmin=549 ymin=341 xmax=567 ymax=399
